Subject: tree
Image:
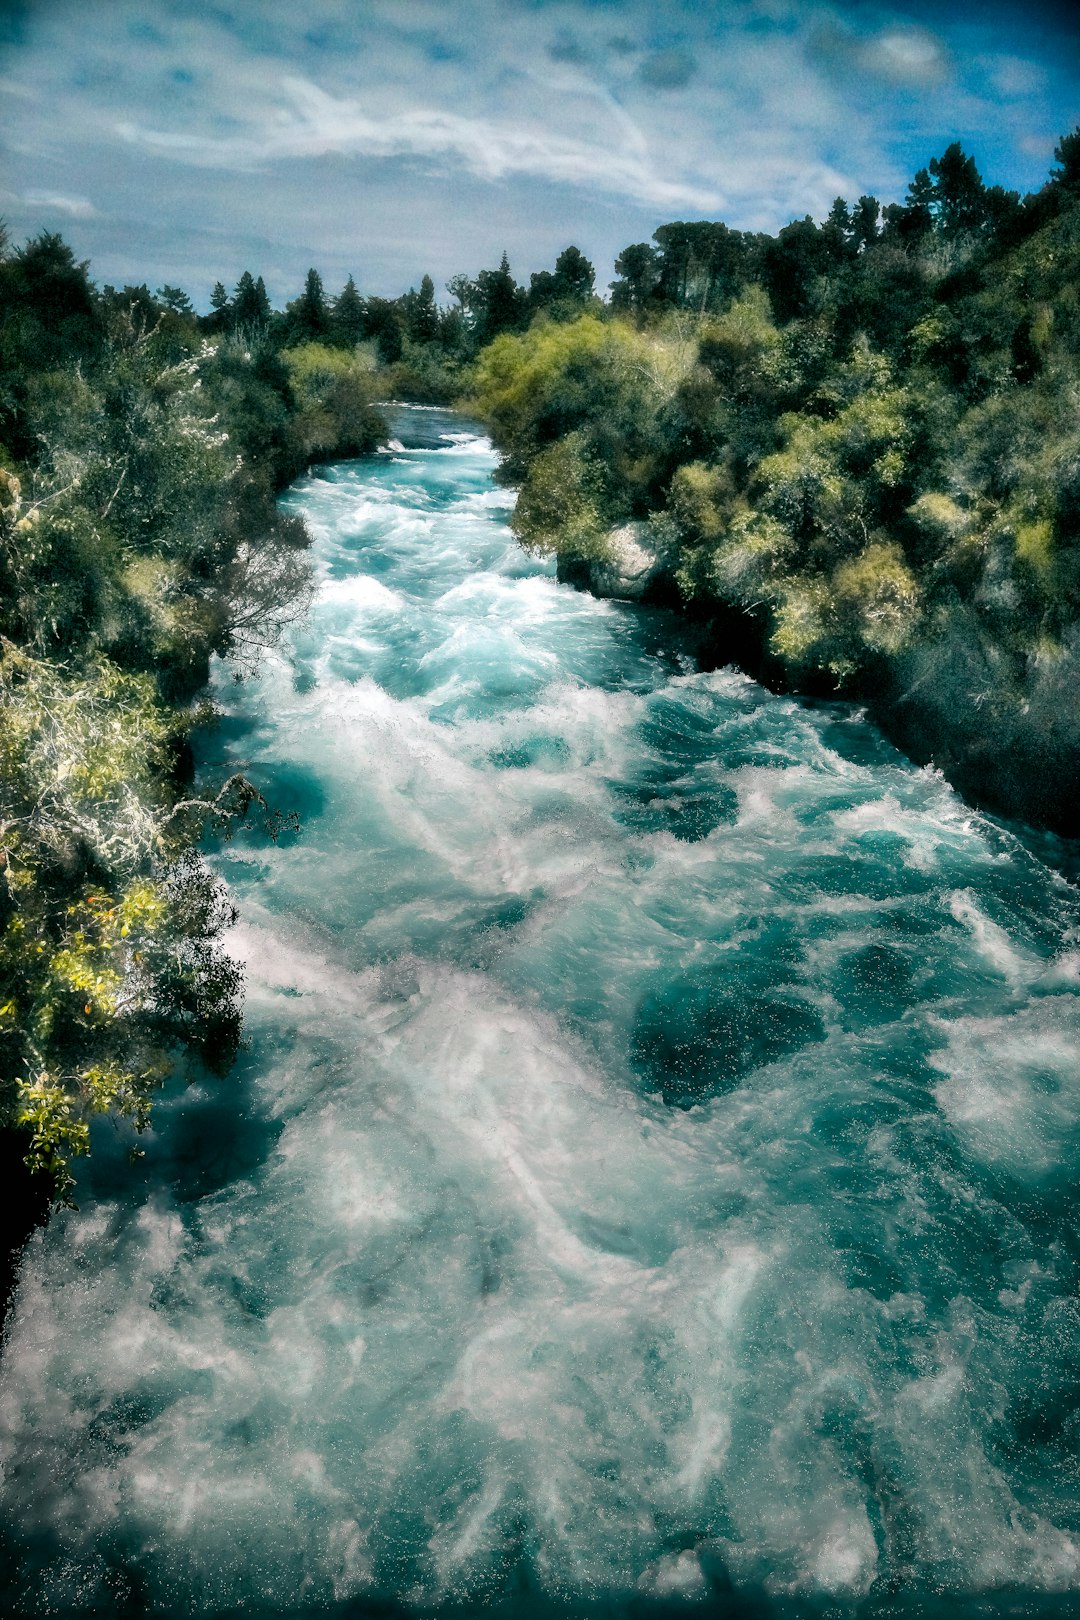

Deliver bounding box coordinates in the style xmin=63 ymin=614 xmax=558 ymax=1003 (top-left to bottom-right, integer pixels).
xmin=890 ymin=168 xmax=936 ymax=243
xmin=157 ymin=285 xmax=194 ymax=317
xmin=762 ymin=217 xmax=831 ymax=321
xmin=929 ymin=143 xmax=987 ymax=235
xmin=207 ymin=280 xmax=231 ymax=333
xmin=287 ymin=267 xmax=330 ymax=344
xmin=446 ymin=273 xmax=472 ymax=315
xmin=473 ymin=253 xmax=525 ymax=344
xmin=610 ymin=242 xmax=661 ymax=312
xmin=232 ymin=270 xmax=270 ymax=330
xmin=822 ymin=198 xmax=854 ymax=260
xmin=553 ymin=245 xmax=595 ymax=303
xmin=363 ymin=297 xmax=404 ymax=363
xmin=2 ymin=232 xmax=100 ymax=363
xmin=332 ymin=275 xmax=366 ymax=348
xmin=404 ymin=273 xmax=439 ymax=344
xmin=528 ymin=248 xmax=595 ymax=319
xmin=850 ymin=195 xmax=881 ymax=253
xmin=1050 ymin=127 xmax=1080 ymax=194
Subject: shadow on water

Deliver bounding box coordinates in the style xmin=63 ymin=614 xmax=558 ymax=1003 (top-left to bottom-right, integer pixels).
xmin=1 ymin=1580 xmax=1079 ymax=1620
xmin=631 ymin=966 xmax=826 ymax=1108
xmin=0 ymin=1127 xmax=53 ymax=1331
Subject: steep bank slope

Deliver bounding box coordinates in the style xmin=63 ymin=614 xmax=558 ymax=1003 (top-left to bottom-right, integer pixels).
xmin=473 ymin=192 xmax=1080 ymax=835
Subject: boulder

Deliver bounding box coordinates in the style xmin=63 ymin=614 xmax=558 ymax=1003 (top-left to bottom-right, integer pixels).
xmin=587 ymin=520 xmax=668 ymax=600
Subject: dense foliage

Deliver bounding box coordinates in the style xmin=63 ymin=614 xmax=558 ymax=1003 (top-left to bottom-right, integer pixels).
xmin=0 ymin=234 xmax=384 ymax=1200
xmin=470 ymin=135 xmax=1080 ymax=833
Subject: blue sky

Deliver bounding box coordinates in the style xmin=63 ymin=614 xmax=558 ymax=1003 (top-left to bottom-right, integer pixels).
xmin=1 ymin=0 xmax=1078 ymax=307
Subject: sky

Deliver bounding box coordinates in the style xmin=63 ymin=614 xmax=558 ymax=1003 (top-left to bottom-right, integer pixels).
xmin=1 ymin=0 xmax=1079 ymax=308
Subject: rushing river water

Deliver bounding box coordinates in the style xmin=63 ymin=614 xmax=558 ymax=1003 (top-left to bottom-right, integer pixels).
xmin=3 ymin=409 xmax=1080 ymax=1617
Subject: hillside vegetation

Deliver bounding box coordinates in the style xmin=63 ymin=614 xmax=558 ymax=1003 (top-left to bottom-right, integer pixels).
xmin=467 ymin=137 xmax=1080 ymax=833
xmin=0 ymin=235 xmax=384 ymax=1203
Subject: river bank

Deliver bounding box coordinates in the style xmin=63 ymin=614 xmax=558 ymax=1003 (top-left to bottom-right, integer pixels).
xmin=554 ymin=537 xmax=1080 ymax=847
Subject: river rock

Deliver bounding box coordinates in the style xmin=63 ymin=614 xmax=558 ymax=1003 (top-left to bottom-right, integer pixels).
xmin=588 ymin=520 xmax=668 ymax=600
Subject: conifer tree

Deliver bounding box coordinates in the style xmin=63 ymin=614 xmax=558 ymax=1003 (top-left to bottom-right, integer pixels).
xmin=288 ymin=268 xmax=329 ymax=344
xmin=233 ymin=270 xmax=271 ymax=330
xmin=332 ymin=274 xmax=365 ymax=347
xmin=208 ymin=280 xmax=231 ymax=332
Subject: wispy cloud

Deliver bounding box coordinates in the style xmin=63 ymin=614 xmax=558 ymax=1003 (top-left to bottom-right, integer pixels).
xmin=0 ymin=74 xmax=38 ymax=100
xmin=21 ymin=189 xmax=97 ymax=218
xmin=810 ymin=20 xmax=951 ymax=89
xmin=117 ymin=76 xmax=725 ymax=211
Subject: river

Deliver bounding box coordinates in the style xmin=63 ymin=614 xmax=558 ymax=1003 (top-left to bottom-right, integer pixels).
xmin=2 ymin=408 xmax=1080 ymax=1616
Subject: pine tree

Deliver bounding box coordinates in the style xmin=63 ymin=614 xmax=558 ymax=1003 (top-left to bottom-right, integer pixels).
xmin=232 ymin=270 xmax=270 ymax=330
xmin=929 ymin=144 xmax=987 ymax=234
xmin=407 ymin=273 xmax=439 ymax=344
xmin=850 ymin=196 xmax=881 ymax=253
xmin=208 ymin=280 xmax=231 ymax=332
xmin=332 ymin=275 xmax=365 ymax=347
xmin=553 ymin=246 xmax=595 ymax=303
xmin=288 ymin=268 xmax=329 ymax=343
xmin=475 ymin=253 xmax=524 ymax=343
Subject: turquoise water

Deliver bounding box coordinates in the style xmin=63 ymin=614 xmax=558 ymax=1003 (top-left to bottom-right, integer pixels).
xmin=3 ymin=410 xmax=1080 ymax=1617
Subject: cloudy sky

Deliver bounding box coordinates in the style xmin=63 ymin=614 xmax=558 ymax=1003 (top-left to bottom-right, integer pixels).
xmin=1 ymin=0 xmax=1078 ymax=307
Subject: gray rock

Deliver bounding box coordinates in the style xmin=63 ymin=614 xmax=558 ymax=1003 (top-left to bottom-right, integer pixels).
xmin=588 ymin=521 xmax=667 ymax=600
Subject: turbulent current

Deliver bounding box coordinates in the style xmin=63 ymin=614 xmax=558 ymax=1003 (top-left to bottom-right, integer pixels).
xmin=4 ymin=409 xmax=1080 ymax=1617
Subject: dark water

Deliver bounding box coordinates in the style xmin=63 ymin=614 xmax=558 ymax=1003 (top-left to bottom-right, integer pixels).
xmin=2 ymin=410 xmax=1080 ymax=1617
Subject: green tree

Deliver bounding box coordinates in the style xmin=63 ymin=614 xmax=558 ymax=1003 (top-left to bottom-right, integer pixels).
xmin=473 ymin=253 xmax=525 ymax=345
xmin=363 ymin=296 xmax=404 ymax=363
xmin=332 ymin=275 xmax=366 ymax=347
xmin=850 ymin=196 xmax=881 ymax=253
xmin=763 ymin=217 xmax=831 ymax=321
xmin=287 ymin=268 xmax=330 ymax=345
xmin=207 ymin=279 xmax=232 ymax=332
xmin=929 ymin=143 xmax=987 ymax=234
xmin=822 ymin=198 xmax=854 ymax=260
xmin=232 ymin=270 xmax=271 ymax=329
xmin=404 ymin=273 xmax=439 ymax=344
xmin=1050 ymin=127 xmax=1080 ymax=194
xmin=157 ymin=285 xmax=194 ymax=317
xmin=610 ymin=243 xmax=661 ymax=312
xmin=553 ymin=246 xmax=595 ymax=303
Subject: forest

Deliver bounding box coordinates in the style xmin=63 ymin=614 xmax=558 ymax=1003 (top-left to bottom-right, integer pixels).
xmin=2 ymin=128 xmax=1079 ymax=1205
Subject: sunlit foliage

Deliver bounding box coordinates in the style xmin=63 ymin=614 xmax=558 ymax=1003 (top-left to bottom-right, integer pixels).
xmin=0 ymin=235 xmax=389 ymax=1200
xmin=473 ymin=132 xmax=1080 ymax=831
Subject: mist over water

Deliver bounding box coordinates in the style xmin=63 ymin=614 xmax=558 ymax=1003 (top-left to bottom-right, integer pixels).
xmin=3 ymin=410 xmax=1080 ymax=1617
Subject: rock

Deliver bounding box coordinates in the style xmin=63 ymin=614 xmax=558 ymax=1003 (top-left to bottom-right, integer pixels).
xmin=588 ymin=520 xmax=667 ymax=600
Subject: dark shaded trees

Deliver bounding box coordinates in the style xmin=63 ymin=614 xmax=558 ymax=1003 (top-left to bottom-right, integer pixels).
xmin=286 ymin=268 xmax=330 ymax=345
xmin=610 ymin=243 xmax=662 ymax=312
xmin=403 ymin=273 xmax=440 ymax=343
xmin=473 ymin=253 xmax=527 ymax=345
xmin=331 ymin=275 xmax=366 ymax=348
xmin=233 ymin=270 xmax=271 ymax=330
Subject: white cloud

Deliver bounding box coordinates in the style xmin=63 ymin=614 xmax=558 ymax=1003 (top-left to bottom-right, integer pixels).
xmin=867 ymin=28 xmax=950 ymax=87
xmin=116 ymin=75 xmax=724 ymax=212
xmin=981 ymin=54 xmax=1046 ymax=99
xmin=22 ymin=190 xmax=98 ymax=218
xmin=0 ymin=75 xmax=40 ymax=101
